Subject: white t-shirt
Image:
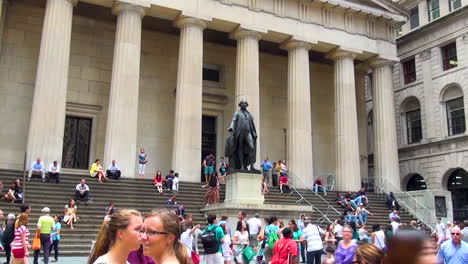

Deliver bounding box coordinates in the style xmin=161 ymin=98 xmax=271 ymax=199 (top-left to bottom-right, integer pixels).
xmin=181 ymin=229 xmax=194 ymax=255
xmin=247 ymin=217 xmax=262 ymax=235
xmin=93 ymin=254 xmax=130 ymax=264
xmin=436 ymin=223 xmax=446 ymax=239
xmin=358 ymin=228 xmax=368 ymax=240
xmin=303 ymin=224 xmax=324 ymax=251
xmin=222 ymin=234 xmax=231 ymax=257
xmin=391 ymin=221 xmax=400 ymax=234
xmin=334 ymin=224 xmax=343 ymax=238
xmin=373 ymin=230 xmax=385 ymax=249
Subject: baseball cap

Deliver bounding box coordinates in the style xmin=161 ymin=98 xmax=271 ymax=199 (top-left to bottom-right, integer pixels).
xmin=41 ymin=207 xmax=50 ymax=213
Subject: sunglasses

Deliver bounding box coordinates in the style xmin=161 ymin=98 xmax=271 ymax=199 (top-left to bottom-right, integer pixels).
xmin=451 ymin=233 xmax=461 ymax=236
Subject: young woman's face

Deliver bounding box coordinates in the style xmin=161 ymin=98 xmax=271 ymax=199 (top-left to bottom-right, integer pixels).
xmin=141 ymin=216 xmax=175 ymax=259
xmin=342 ymin=227 xmax=353 ymax=241
xmin=120 ymin=215 xmax=143 ymax=252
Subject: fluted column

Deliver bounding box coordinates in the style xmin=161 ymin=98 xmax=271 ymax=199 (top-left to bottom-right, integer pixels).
xmin=355 ymin=66 xmax=369 ymax=181
xmin=282 ymin=40 xmax=314 ymax=184
xmin=103 ymin=3 xmax=145 ymax=178
xmin=26 ymin=0 xmax=77 ymax=167
xmin=172 ymin=17 xmax=207 ymax=182
xmin=370 ymin=59 xmax=400 ymax=192
xmin=330 ymin=50 xmax=361 ymax=191
xmin=231 ymin=28 xmax=262 ymax=168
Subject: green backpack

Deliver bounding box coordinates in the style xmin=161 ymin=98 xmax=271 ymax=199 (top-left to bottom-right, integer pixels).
xmin=267 ymin=230 xmax=279 ymax=249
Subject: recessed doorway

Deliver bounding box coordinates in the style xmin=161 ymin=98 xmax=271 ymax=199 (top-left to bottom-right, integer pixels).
xmin=201 ymin=115 xmax=217 ymax=182
xmin=62 ymin=116 xmax=92 ymax=169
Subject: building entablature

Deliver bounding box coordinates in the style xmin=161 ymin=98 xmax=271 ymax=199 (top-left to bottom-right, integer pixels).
xmin=80 ymin=0 xmax=407 ymax=62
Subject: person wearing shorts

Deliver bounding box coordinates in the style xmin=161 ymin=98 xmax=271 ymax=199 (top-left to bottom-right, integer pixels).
xmin=203 ymin=154 xmax=215 ymax=188
xmin=12 ymin=213 xmax=30 ymax=262
xmin=138 ymin=148 xmax=147 ymax=179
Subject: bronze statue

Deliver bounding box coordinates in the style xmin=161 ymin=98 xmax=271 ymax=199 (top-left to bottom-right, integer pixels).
xmin=225 ymin=99 xmax=257 ymax=171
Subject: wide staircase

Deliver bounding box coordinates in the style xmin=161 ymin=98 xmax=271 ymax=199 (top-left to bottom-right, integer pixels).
xmin=0 ymin=169 xmax=414 ymax=257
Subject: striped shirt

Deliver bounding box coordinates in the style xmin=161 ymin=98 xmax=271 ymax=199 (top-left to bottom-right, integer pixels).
xmin=12 ymin=225 xmax=30 ymax=250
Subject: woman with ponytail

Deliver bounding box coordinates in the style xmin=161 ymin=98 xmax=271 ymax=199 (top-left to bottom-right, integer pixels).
xmin=141 ymin=210 xmax=190 ymax=264
xmin=88 ymin=209 xmax=143 ymax=264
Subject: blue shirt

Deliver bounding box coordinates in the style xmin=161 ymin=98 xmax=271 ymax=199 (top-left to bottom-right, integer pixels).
xmin=32 ymin=161 xmax=44 ymax=171
xmin=107 ymin=164 xmax=120 ymax=170
xmin=438 ymin=240 xmax=468 ymax=264
xmin=52 ymin=222 xmax=61 ymax=241
xmin=261 ymin=161 xmax=272 ymax=171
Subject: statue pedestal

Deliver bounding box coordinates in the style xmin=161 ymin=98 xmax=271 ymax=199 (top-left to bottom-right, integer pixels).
xmin=224 ymin=172 xmax=264 ymax=205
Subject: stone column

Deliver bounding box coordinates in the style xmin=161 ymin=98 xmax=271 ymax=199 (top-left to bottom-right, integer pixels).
xmin=103 ymin=3 xmax=145 ymax=178
xmin=329 ymin=50 xmax=361 ymax=191
xmin=171 ymin=17 xmax=207 ymax=182
xmin=282 ymin=40 xmax=314 ymax=184
xmin=355 ymin=66 xmax=369 ymax=181
xmin=370 ymin=59 xmax=400 ymax=192
xmin=231 ymin=28 xmax=262 ymax=168
xmin=26 ymin=0 xmax=77 ymax=167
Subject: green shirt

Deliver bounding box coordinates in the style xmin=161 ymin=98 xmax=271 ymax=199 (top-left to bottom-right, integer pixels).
xmin=205 ymin=224 xmax=225 ymax=253
xmin=293 ymin=229 xmax=303 ymax=241
xmin=37 ymin=215 xmax=54 ymax=234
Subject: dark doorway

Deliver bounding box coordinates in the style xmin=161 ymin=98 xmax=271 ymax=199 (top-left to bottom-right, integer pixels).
xmin=62 ymin=116 xmax=92 ymax=169
xmin=447 ymin=168 xmax=468 ymax=221
xmin=406 ymin=174 xmax=427 ymax=191
xmin=201 ymin=115 xmax=217 ymax=182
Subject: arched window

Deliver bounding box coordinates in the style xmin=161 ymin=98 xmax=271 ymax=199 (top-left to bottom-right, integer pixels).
xmin=367 ymin=111 xmax=373 ymax=153
xmin=401 ymin=97 xmax=422 ymax=144
xmin=447 ymin=168 xmax=468 ymax=221
xmin=406 ymin=174 xmax=427 ymax=191
xmin=441 ymin=85 xmax=465 ymax=136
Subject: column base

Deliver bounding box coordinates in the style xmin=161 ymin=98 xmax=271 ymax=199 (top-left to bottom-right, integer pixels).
xmin=224 ymin=172 xmax=264 ymax=205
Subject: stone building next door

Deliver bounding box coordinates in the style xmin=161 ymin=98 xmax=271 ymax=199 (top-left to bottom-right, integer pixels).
xmin=62 ymin=116 xmax=92 ymax=169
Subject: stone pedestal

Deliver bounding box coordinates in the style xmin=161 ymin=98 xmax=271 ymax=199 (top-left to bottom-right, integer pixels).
xmin=224 ymin=172 xmax=264 ymax=205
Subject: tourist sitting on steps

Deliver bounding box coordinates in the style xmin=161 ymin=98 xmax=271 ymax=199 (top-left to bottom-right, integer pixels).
xmin=279 ymin=174 xmax=291 ymax=194
xmin=5 ymin=180 xmax=22 ymax=203
xmin=89 ymin=159 xmax=107 ymax=183
xmin=28 ymin=158 xmax=45 ymax=182
xmin=106 ymin=160 xmax=121 ymax=180
xmin=313 ymin=176 xmax=327 ymax=196
xmin=75 ymin=178 xmax=91 ymax=204
xmin=63 ymin=199 xmax=78 ymax=230
xmin=164 ymin=170 xmax=175 ymax=191
xmin=153 ymin=170 xmax=163 ymax=194
xmin=47 ymin=161 xmax=60 ymax=184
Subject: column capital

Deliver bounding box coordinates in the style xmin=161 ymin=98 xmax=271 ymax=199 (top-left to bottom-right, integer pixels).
xmin=112 ymin=2 xmax=147 ymax=17
xmin=230 ymin=27 xmax=263 ymax=41
xmin=67 ymin=0 xmax=79 ymax=6
xmin=368 ymin=58 xmax=396 ymax=69
xmin=326 ymin=47 xmax=361 ymax=61
xmin=280 ymin=39 xmax=312 ymax=51
xmin=174 ymin=16 xmax=208 ymax=30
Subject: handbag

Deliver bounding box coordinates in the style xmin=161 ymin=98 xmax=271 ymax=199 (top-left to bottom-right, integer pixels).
xmin=242 ymin=245 xmax=256 ymax=264
xmin=191 ymin=251 xmax=200 ymax=264
xmin=32 ymin=233 xmax=41 ymax=250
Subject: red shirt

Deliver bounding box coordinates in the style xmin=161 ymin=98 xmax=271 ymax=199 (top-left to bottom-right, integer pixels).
xmin=271 ymin=238 xmax=298 ymax=264
xmin=279 ymin=176 xmax=289 ymax=184
xmin=153 ymin=175 xmax=163 ymax=184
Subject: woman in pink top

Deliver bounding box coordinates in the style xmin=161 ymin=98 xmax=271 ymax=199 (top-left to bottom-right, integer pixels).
xmin=12 ymin=213 xmax=30 ymax=264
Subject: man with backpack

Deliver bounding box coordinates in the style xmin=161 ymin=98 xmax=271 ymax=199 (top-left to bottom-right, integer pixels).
xmin=202 ymin=214 xmax=225 ymax=264
xmin=263 ymin=216 xmax=280 ymax=263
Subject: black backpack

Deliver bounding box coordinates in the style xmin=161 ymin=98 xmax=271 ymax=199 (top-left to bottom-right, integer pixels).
xmin=201 ymin=227 xmax=220 ymax=254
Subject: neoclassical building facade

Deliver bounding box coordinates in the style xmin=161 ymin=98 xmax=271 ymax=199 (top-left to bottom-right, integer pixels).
xmin=0 ymin=0 xmax=405 ymax=192
xmin=367 ymin=0 xmax=468 ymax=220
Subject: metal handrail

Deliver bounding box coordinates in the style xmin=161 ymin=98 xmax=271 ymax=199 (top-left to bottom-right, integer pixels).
xmin=291 ymin=173 xmax=342 ymax=217
xmin=289 ymin=184 xmax=334 ymax=224
xmin=378 ymin=177 xmax=436 ymax=232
